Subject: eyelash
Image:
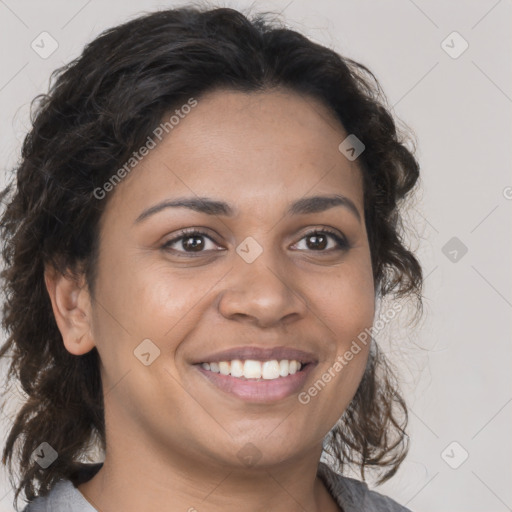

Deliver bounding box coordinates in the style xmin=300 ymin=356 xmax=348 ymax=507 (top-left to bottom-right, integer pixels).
xmin=161 ymin=227 xmax=350 ymax=256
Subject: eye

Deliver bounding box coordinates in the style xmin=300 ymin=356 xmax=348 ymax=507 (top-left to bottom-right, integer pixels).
xmin=292 ymin=228 xmax=349 ymax=252
xmin=162 ymin=229 xmax=222 ymax=256
xmin=161 ymin=227 xmax=350 ymax=257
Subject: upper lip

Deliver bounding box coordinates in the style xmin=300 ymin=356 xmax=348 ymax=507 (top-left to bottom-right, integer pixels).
xmin=193 ymin=346 xmax=318 ymax=365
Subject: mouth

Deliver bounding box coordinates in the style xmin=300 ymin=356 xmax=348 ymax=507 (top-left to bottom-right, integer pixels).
xmin=191 ymin=346 xmax=318 ymax=403
xmin=197 ymin=359 xmax=310 ymax=380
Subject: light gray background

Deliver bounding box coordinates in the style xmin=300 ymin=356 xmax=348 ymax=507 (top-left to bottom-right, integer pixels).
xmin=0 ymin=1 xmax=511 ymax=511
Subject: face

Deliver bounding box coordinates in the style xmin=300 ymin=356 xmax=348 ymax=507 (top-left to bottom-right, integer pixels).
xmin=78 ymin=89 xmax=375 ymax=470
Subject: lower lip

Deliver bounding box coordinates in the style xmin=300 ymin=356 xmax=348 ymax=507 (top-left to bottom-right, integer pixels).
xmin=195 ymin=363 xmax=316 ymax=403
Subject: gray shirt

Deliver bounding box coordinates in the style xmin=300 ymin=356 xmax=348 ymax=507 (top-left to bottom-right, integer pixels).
xmin=22 ymin=462 xmax=412 ymax=511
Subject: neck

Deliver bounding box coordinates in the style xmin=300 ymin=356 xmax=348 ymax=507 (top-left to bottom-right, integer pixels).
xmin=78 ymin=433 xmax=338 ymax=511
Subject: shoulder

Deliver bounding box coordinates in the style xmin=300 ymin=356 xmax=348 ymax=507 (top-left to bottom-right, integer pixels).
xmin=21 ymin=465 xmax=101 ymax=512
xmin=317 ymin=461 xmax=412 ymax=512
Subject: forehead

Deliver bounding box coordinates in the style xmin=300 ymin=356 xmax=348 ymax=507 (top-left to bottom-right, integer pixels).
xmin=102 ymin=88 xmax=364 ymax=222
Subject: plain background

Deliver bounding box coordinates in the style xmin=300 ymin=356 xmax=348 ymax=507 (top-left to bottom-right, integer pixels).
xmin=0 ymin=1 xmax=510 ymax=511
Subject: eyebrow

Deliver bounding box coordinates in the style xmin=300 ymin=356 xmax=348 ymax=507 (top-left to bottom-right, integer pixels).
xmin=134 ymin=194 xmax=361 ymax=224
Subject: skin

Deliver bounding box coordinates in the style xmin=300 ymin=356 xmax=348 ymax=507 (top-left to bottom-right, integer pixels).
xmin=45 ymin=88 xmax=375 ymax=512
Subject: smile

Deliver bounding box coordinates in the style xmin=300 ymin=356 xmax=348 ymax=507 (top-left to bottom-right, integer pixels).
xmin=194 ymin=359 xmax=315 ymax=403
xmin=201 ymin=359 xmax=303 ymax=380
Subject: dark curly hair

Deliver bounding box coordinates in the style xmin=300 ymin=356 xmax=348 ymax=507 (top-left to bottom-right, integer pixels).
xmin=0 ymin=5 xmax=423 ymax=509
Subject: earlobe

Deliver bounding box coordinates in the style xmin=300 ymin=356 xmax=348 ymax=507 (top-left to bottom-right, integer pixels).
xmin=44 ymin=264 xmax=96 ymax=356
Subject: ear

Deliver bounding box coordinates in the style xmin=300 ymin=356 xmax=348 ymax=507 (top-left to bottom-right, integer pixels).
xmin=44 ymin=263 xmax=96 ymax=355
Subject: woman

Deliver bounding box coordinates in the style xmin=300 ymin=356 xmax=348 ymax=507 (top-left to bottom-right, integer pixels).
xmin=0 ymin=6 xmax=422 ymax=511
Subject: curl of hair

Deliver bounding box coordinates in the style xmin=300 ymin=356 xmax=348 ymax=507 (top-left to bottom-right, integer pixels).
xmin=0 ymin=6 xmax=422 ymax=508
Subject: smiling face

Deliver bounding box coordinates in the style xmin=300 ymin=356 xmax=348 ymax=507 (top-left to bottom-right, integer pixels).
xmin=65 ymin=88 xmax=375 ymax=474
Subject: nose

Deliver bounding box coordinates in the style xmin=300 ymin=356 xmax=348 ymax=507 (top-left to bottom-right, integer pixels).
xmin=217 ymin=247 xmax=308 ymax=328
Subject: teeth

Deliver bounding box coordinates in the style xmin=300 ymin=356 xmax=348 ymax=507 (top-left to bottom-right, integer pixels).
xmin=219 ymin=361 xmax=230 ymax=375
xmin=230 ymin=359 xmax=244 ymax=377
xmin=201 ymin=359 xmax=303 ymax=380
xmin=243 ymin=360 xmax=261 ymax=379
xmin=262 ymin=360 xmax=280 ymax=379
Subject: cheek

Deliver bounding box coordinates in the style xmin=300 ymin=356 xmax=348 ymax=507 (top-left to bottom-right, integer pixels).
xmin=313 ymin=261 xmax=375 ymax=348
xmin=93 ymin=248 xmax=189 ymax=332
xmin=303 ymin=265 xmax=374 ymax=418
xmin=92 ymin=255 xmax=221 ymax=367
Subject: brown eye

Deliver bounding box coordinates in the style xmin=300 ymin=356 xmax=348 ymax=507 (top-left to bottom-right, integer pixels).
xmin=306 ymin=233 xmax=328 ymax=250
xmin=294 ymin=229 xmax=349 ymax=252
xmin=162 ymin=229 xmax=220 ymax=255
xmin=180 ymin=234 xmax=205 ymax=252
